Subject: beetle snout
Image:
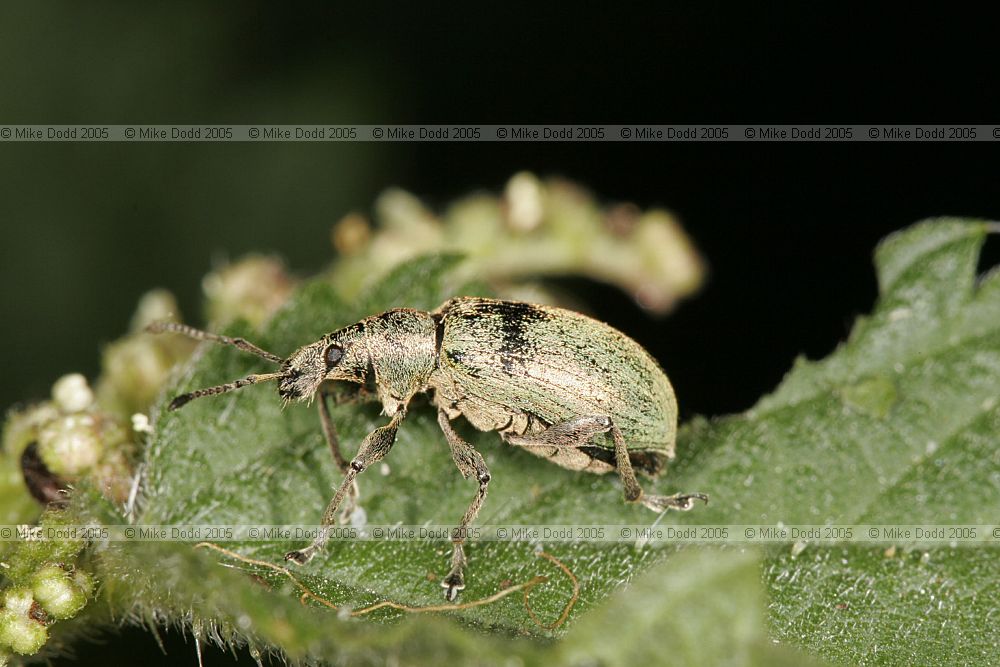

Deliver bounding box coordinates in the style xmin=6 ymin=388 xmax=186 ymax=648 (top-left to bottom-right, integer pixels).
xmin=277 ymin=367 xmax=324 ymax=403
xmin=278 ymin=371 xmax=303 ymax=400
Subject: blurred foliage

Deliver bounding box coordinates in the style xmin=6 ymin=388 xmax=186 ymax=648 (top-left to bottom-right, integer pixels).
xmin=329 ymin=172 xmax=704 ymax=314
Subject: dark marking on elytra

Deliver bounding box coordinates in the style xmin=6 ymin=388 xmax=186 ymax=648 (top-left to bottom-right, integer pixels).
xmin=447 ymin=349 xmax=482 ymax=377
xmin=493 ymin=302 xmax=552 ymax=374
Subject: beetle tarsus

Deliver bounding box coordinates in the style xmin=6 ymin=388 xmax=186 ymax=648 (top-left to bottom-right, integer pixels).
xmin=442 ymin=571 xmax=465 ymax=601
xmin=284 ymin=548 xmax=315 ymax=565
xmin=640 ymin=492 xmax=709 ymax=512
xmin=442 ymin=537 xmax=468 ymax=600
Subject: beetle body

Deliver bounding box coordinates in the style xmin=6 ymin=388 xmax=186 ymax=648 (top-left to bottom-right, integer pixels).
xmin=430 ymin=298 xmax=675 ymax=475
xmin=154 ymin=296 xmax=705 ymax=601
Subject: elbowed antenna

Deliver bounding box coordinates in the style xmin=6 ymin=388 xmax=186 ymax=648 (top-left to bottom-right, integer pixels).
xmin=146 ymin=321 xmax=286 ymax=410
xmin=167 ymin=371 xmax=284 ymax=411
xmin=145 ymin=321 xmax=283 ymax=363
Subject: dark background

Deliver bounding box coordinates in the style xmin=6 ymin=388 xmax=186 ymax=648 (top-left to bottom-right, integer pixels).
xmin=1 ymin=4 xmax=997 ymax=665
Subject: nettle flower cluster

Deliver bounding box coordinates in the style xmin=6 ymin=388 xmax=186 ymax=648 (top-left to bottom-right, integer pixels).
xmin=0 ymin=259 xmax=293 ymax=660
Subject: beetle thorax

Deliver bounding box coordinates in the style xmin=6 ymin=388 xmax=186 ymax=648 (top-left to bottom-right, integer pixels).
xmin=362 ymin=309 xmax=438 ymax=416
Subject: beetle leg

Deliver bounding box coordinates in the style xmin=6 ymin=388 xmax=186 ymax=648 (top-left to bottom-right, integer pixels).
xmin=505 ymin=415 xmax=615 ymax=449
xmin=437 ymin=409 xmax=491 ymax=601
xmin=507 ymin=415 xmax=708 ymax=512
xmin=609 ymin=423 xmax=708 ymax=512
xmin=285 ymin=410 xmax=404 ymax=565
xmin=317 ymin=387 xmax=359 ymax=523
xmin=318 ymin=387 xmax=351 ymax=472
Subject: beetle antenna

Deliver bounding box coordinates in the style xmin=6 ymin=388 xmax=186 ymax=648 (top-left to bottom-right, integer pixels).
xmin=146 ymin=321 xmax=283 ymax=363
xmin=168 ymin=371 xmax=285 ymax=411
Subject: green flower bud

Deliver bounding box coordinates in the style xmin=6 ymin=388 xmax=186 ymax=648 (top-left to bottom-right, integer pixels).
xmin=71 ymin=569 xmax=96 ymax=598
xmin=96 ymin=289 xmax=196 ymax=416
xmin=128 ymin=289 xmax=181 ymax=333
xmin=37 ymin=414 xmax=102 ymax=476
xmin=1 ymin=402 xmax=60 ymax=460
xmin=0 ymin=589 xmax=47 ymax=655
xmin=98 ymin=337 xmax=178 ymax=416
xmin=503 ymin=171 xmax=544 ymax=232
xmin=202 ymin=254 xmax=294 ymax=328
xmin=32 ymin=565 xmax=89 ymax=620
xmin=331 ymin=212 xmax=372 ymax=256
xmin=0 ymin=589 xmax=31 ymax=616
xmin=51 ymin=374 xmax=94 ymax=414
xmin=0 ymin=610 xmax=48 ymax=655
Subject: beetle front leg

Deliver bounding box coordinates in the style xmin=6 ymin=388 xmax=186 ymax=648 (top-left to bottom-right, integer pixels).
xmin=285 ymin=410 xmax=404 ymax=565
xmin=437 ymin=409 xmax=490 ymax=601
xmin=317 ymin=387 xmax=359 ymax=524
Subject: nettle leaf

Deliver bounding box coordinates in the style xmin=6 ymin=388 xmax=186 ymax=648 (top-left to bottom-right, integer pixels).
xmin=669 ymin=219 xmax=1000 ymax=527
xmin=557 ymin=548 xmax=828 ymax=667
xmin=666 ymin=219 xmax=1000 ymax=665
xmin=85 ymin=220 xmax=997 ymax=665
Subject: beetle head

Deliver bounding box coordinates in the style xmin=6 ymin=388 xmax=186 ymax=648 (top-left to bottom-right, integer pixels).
xmin=278 ymin=324 xmax=369 ymax=403
xmin=152 ymin=321 xmax=370 ymax=411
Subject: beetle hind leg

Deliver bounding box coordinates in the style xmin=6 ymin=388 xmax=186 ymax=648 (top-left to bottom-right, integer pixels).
xmin=608 ymin=423 xmax=708 ymax=512
xmin=506 ymin=415 xmax=708 ymax=512
xmin=504 ymin=415 xmax=616 ymax=471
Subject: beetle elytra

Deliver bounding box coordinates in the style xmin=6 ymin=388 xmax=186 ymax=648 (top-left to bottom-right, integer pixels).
xmin=151 ymin=297 xmax=707 ymax=600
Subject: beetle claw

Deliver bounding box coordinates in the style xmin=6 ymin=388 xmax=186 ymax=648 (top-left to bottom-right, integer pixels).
xmin=641 ymin=492 xmax=709 ymax=512
xmin=442 ymin=572 xmax=465 ymax=601
xmin=284 ymin=549 xmax=314 ymax=565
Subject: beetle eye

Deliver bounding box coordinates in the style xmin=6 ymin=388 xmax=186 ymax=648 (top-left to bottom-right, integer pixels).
xmin=325 ymin=345 xmax=344 ymax=367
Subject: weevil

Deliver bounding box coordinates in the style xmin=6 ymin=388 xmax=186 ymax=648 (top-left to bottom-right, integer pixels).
xmin=150 ymin=297 xmax=707 ymax=600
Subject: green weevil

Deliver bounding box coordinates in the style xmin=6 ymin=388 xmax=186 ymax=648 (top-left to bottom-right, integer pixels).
xmin=151 ymin=297 xmax=707 ymax=600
